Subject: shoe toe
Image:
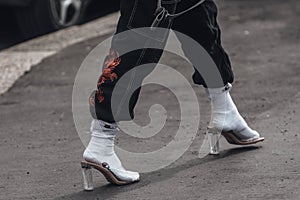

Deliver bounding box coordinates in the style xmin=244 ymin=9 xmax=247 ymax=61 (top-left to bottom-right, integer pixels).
xmin=110 ymin=168 xmax=140 ymax=182
xmin=124 ymin=170 xmax=140 ymax=182
xmin=239 ymin=128 xmax=260 ymax=141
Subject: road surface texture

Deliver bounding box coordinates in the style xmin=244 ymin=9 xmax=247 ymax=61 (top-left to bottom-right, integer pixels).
xmin=0 ymin=0 xmax=299 ymax=199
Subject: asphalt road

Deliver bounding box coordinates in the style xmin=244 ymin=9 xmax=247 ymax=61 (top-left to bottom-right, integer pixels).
xmin=0 ymin=0 xmax=299 ymax=199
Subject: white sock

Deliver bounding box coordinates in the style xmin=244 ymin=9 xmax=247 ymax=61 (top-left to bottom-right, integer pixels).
xmin=206 ymin=83 xmax=260 ymax=141
xmin=83 ymin=119 xmax=139 ymax=182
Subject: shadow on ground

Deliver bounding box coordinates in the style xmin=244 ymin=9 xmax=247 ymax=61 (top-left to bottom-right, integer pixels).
xmin=56 ymin=147 xmax=259 ymax=200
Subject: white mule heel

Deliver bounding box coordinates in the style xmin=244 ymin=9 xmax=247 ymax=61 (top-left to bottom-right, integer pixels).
xmin=81 ymin=119 xmax=140 ymax=190
xmin=205 ymin=83 xmax=264 ymax=155
xmin=81 ymin=160 xmax=139 ymax=190
xmin=207 ymin=127 xmax=264 ymax=155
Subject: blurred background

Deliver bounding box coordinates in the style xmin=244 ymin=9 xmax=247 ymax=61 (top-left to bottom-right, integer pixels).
xmin=0 ymin=0 xmax=120 ymax=50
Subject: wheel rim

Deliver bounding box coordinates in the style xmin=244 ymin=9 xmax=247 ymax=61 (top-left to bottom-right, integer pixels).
xmin=49 ymin=0 xmax=83 ymax=27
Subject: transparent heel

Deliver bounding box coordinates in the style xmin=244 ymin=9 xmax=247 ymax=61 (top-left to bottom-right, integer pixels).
xmin=207 ymin=130 xmax=220 ymax=155
xmin=82 ymin=164 xmax=94 ymax=191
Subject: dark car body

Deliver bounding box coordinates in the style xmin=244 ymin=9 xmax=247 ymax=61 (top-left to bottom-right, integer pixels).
xmin=0 ymin=0 xmax=32 ymax=6
xmin=0 ymin=0 xmax=91 ymax=39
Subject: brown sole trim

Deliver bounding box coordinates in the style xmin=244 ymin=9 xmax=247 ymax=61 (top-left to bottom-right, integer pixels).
xmin=222 ymin=131 xmax=265 ymax=145
xmin=81 ymin=161 xmax=139 ymax=186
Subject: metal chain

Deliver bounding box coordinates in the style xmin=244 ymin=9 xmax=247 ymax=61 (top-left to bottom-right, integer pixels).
xmin=152 ymin=0 xmax=206 ymax=28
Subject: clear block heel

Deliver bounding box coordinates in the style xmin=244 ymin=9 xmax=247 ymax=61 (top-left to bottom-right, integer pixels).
xmin=206 ymin=127 xmax=264 ymax=155
xmin=207 ymin=129 xmax=220 ymax=155
xmin=82 ymin=164 xmax=94 ymax=191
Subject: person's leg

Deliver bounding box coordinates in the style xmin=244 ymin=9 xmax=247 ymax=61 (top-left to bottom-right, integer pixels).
xmin=172 ymin=0 xmax=263 ymax=154
xmin=173 ymin=0 xmax=233 ymax=87
xmin=90 ymin=0 xmax=177 ymax=123
xmin=83 ymin=0 xmax=178 ymax=189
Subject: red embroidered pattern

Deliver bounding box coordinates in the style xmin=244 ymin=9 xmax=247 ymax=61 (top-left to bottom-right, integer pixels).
xmin=96 ymin=49 xmax=121 ymax=103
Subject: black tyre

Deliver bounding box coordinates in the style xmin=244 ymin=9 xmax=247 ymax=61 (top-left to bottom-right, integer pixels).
xmin=15 ymin=0 xmax=88 ymax=39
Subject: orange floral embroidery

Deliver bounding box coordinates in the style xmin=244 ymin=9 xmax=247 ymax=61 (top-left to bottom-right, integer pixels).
xmin=97 ymin=49 xmax=121 ymax=87
xmin=96 ymin=89 xmax=104 ymax=103
xmin=104 ymin=49 xmax=121 ymax=69
xmin=96 ymin=49 xmax=121 ymax=103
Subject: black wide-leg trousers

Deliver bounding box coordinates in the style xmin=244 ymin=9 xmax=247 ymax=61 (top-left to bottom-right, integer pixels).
xmin=89 ymin=0 xmax=234 ymax=123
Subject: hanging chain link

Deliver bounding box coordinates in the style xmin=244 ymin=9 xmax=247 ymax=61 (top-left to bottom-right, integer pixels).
xmin=151 ymin=0 xmax=206 ymax=29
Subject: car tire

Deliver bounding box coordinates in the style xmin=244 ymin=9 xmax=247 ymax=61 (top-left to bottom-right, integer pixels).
xmin=15 ymin=0 xmax=88 ymax=39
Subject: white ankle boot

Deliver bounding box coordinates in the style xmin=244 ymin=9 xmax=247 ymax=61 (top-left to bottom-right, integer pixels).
xmin=205 ymin=83 xmax=264 ymax=154
xmin=81 ymin=119 xmax=139 ymax=190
